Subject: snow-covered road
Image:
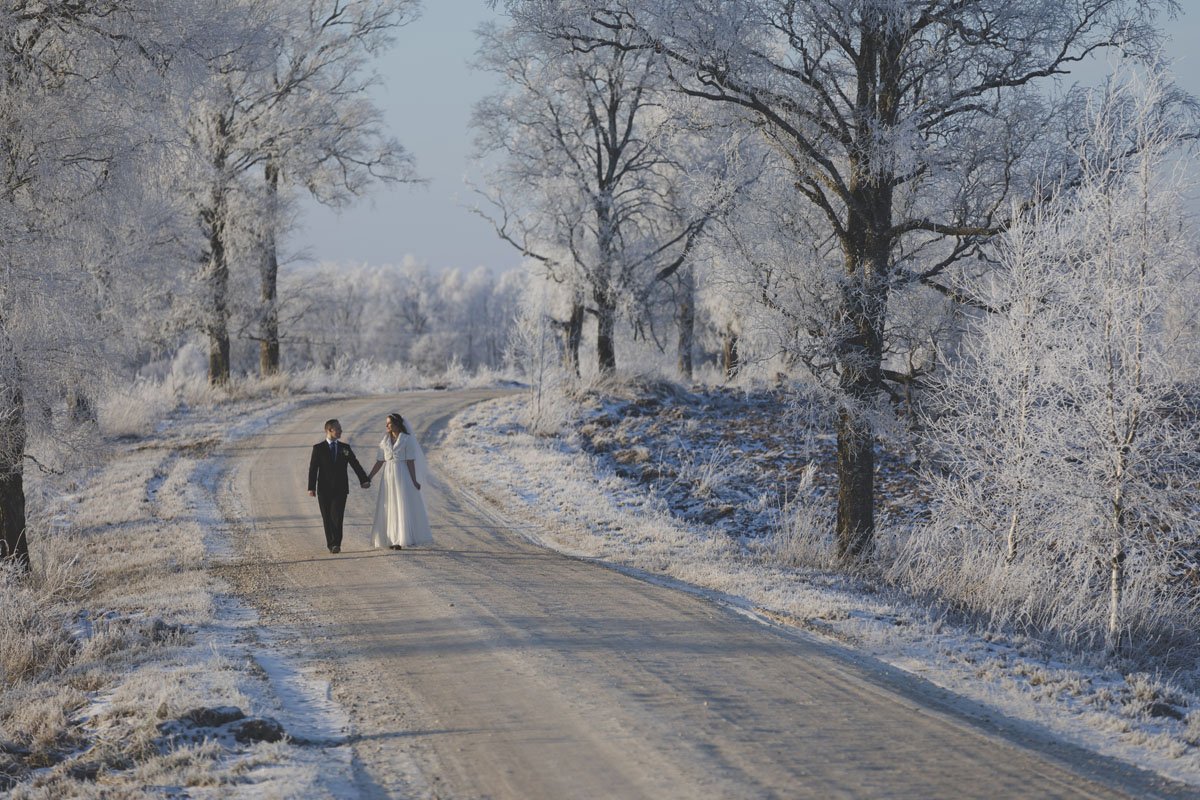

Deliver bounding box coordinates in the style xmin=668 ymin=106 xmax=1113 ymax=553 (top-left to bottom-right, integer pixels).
xmin=222 ymin=391 xmax=1184 ymax=799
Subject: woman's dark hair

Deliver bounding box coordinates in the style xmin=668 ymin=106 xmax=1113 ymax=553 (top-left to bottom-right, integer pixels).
xmin=387 ymin=413 xmax=407 ymax=434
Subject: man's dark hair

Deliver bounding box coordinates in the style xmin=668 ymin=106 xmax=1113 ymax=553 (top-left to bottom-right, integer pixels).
xmin=324 ymin=419 xmax=340 ymax=431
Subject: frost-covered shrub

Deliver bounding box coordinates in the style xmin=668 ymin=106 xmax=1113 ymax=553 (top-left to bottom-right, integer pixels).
xmin=895 ymin=72 xmax=1200 ymax=653
xmin=98 ymin=374 xmax=253 ymax=437
xmin=671 ymin=441 xmax=745 ymax=499
xmin=0 ymin=532 xmax=91 ymax=685
xmin=770 ymin=463 xmax=837 ymax=568
xmin=98 ymin=380 xmax=180 ymax=438
xmin=507 ymin=285 xmax=578 ymax=435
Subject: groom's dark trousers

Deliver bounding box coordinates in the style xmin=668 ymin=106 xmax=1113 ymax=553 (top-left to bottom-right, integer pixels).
xmin=308 ymin=441 xmax=370 ymax=550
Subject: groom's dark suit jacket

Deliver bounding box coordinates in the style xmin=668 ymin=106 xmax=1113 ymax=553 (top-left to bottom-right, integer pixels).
xmin=308 ymin=440 xmax=369 ymax=497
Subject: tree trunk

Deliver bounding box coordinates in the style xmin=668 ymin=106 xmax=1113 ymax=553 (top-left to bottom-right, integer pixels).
xmin=0 ymin=346 xmax=27 ymax=570
xmin=1107 ymin=472 xmax=1130 ymax=653
xmin=1006 ymin=359 xmax=1032 ymax=563
xmin=66 ymin=386 xmax=95 ymax=426
xmin=594 ymin=195 xmax=618 ymax=376
xmin=204 ymin=120 xmax=232 ymax=386
xmin=834 ymin=404 xmax=874 ymax=560
xmin=260 ymin=161 xmax=281 ymax=376
xmin=596 ymin=296 xmax=617 ymax=375
xmin=1108 ymin=540 xmax=1125 ymax=654
xmin=207 ymin=208 xmax=231 ymax=385
xmin=829 ymin=19 xmax=900 ymax=562
xmin=0 ymin=444 xmax=26 ymax=570
xmin=832 ymin=233 xmax=890 ymax=561
xmin=721 ymin=324 xmax=739 ymax=381
xmin=1005 ymin=509 xmax=1019 ymax=563
xmin=676 ymin=264 xmax=695 ymax=382
xmin=564 ymin=301 xmax=584 ymax=378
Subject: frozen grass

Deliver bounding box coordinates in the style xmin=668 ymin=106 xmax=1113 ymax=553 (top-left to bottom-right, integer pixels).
xmin=2 ymin=514 xmax=233 ymax=791
xmin=0 ymin=544 xmax=91 ymax=687
xmin=671 ymin=441 xmax=744 ymax=499
xmin=437 ymin=384 xmax=1200 ymax=788
xmin=770 ymin=464 xmax=839 ymax=569
xmin=1 ymin=388 xmax=351 ymax=795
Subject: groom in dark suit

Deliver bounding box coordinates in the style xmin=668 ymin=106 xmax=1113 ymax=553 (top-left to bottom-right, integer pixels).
xmin=307 ymin=419 xmax=370 ymax=554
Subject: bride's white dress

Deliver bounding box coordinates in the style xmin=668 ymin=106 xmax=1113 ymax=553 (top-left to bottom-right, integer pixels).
xmin=371 ymin=432 xmax=433 ymax=548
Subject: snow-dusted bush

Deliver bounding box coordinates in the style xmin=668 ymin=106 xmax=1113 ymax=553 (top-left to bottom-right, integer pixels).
xmin=507 ymin=285 xmax=577 ymax=435
xmin=0 ymin=530 xmax=92 ymax=685
xmin=98 ymin=365 xmax=276 ymax=437
xmin=770 ymin=463 xmax=839 ymax=568
xmin=670 ymin=442 xmax=746 ymax=500
xmin=896 ymin=72 xmax=1200 ymax=653
xmin=99 ymin=379 xmax=199 ymax=438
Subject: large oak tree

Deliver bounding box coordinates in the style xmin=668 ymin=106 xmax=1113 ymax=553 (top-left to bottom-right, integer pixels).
xmin=500 ymin=0 xmax=1179 ymax=560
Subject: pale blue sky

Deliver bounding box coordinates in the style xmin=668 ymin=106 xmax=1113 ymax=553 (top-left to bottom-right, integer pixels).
xmin=294 ymin=1 xmax=510 ymax=273
xmin=294 ymin=2 xmax=1200 ymax=273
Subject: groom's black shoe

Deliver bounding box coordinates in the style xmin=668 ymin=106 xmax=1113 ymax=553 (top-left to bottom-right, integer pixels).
xmin=331 ymin=545 xmax=341 ymax=554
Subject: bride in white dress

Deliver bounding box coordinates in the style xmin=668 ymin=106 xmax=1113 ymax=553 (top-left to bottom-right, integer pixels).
xmin=366 ymin=413 xmax=433 ymax=550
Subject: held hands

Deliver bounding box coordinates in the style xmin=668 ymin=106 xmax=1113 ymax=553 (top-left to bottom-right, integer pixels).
xmin=308 ymin=490 xmax=315 ymax=497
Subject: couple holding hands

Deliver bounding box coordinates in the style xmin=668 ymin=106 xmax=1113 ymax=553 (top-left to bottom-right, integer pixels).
xmin=307 ymin=413 xmax=432 ymax=554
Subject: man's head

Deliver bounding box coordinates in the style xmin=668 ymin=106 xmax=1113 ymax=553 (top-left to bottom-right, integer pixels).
xmin=324 ymin=419 xmax=342 ymax=440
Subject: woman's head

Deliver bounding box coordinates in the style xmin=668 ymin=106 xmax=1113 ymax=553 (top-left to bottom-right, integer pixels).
xmin=386 ymin=413 xmax=407 ymax=434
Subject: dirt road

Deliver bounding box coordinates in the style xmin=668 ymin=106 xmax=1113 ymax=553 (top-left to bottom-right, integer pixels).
xmin=223 ymin=392 xmax=1189 ymax=799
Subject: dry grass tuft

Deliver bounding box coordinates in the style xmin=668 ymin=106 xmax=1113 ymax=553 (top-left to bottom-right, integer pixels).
xmin=0 ymin=555 xmax=83 ymax=686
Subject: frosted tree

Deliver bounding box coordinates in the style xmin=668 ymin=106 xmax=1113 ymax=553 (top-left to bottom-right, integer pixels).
xmin=175 ymin=1 xmax=278 ymax=385
xmin=433 ymin=266 xmax=524 ymax=369
xmin=179 ymin=0 xmax=420 ymax=384
xmin=500 ymin=0 xmax=1182 ymax=561
xmin=507 ymin=276 xmax=578 ymax=433
xmin=251 ymin=0 xmax=422 ymax=377
xmin=646 ymin=120 xmax=760 ymax=382
xmin=471 ymin=17 xmax=720 ymax=376
xmin=902 ymin=71 xmax=1199 ymax=652
xmin=0 ymin=1 xmax=219 ymax=568
xmin=277 ymin=262 xmax=523 ymax=372
xmin=669 ymin=258 xmax=697 ymax=380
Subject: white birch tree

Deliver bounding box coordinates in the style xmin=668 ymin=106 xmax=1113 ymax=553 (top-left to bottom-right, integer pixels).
xmin=900 ymin=71 xmax=1200 ymax=652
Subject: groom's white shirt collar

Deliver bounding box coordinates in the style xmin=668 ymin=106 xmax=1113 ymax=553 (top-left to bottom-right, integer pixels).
xmin=325 ymin=436 xmax=338 ymax=444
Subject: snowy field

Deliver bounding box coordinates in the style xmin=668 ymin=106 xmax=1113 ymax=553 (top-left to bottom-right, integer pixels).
xmin=437 ymin=384 xmax=1200 ymax=789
